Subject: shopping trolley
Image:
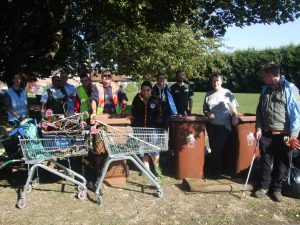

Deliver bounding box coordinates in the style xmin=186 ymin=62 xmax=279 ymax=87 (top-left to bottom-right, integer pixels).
xmin=16 ymin=132 xmax=90 ymax=209
xmin=93 ymin=120 xmax=169 ymax=205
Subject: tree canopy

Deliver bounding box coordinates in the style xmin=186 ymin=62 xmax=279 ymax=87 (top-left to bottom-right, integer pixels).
xmin=0 ymin=0 xmax=299 ymax=82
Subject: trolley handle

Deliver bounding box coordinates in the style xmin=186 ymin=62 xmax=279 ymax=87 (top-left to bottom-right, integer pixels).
xmin=94 ymin=120 xmax=161 ymax=151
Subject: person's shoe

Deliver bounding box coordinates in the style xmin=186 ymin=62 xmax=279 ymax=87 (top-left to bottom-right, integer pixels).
xmin=254 ymin=189 xmax=268 ymax=198
xmin=271 ymin=191 xmax=283 ymax=202
xmin=154 ymin=165 xmax=163 ymax=178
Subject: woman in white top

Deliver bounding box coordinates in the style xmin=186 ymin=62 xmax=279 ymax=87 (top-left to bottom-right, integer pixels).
xmin=203 ymin=73 xmax=238 ymax=178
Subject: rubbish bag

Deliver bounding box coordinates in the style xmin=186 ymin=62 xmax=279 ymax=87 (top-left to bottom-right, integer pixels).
xmin=282 ymin=165 xmax=300 ymax=199
xmin=10 ymin=118 xmax=50 ymax=161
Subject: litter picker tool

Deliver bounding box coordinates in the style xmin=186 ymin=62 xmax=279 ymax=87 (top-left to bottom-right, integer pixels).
xmin=241 ymin=137 xmax=260 ymax=199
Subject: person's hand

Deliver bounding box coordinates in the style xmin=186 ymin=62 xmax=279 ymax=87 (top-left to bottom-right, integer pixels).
xmin=255 ymin=130 xmax=262 ymax=140
xmin=231 ymin=115 xmax=239 ymax=126
xmin=121 ymin=110 xmax=129 ymax=117
xmin=90 ymin=112 xmax=97 ymax=120
xmin=206 ymin=112 xmax=215 ymax=121
xmin=285 ymin=136 xmax=300 ymax=150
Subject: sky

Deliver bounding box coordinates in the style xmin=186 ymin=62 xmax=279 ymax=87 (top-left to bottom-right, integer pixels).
xmin=222 ymin=18 xmax=300 ymax=51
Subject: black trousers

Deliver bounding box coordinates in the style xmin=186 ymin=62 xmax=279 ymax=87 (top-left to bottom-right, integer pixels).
xmin=206 ymin=123 xmax=231 ymax=175
xmin=259 ymin=132 xmax=293 ymax=192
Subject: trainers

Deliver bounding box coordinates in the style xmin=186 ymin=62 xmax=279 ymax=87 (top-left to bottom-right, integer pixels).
xmin=271 ymin=192 xmax=283 ymax=202
xmin=254 ymin=189 xmax=268 ymax=198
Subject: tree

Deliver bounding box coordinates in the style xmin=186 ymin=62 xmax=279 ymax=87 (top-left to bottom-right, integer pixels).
xmin=0 ymin=0 xmax=74 ymax=82
xmin=0 ymin=0 xmax=299 ymax=82
xmin=95 ymin=24 xmax=223 ymax=81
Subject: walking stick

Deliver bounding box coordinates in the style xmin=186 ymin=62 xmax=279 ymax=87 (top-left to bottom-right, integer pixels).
xmin=241 ymin=137 xmax=260 ymax=199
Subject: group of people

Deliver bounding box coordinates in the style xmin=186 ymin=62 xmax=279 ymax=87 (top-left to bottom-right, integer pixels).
xmin=2 ymin=62 xmax=300 ymax=202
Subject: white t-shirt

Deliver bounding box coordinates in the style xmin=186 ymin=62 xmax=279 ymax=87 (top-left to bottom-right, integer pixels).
xmin=203 ymin=88 xmax=238 ymax=130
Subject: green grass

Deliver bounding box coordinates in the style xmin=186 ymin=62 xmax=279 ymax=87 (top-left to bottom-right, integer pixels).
xmin=127 ymin=92 xmax=260 ymax=115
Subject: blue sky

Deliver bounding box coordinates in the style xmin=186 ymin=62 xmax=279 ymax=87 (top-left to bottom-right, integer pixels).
xmin=222 ymin=18 xmax=300 ymax=51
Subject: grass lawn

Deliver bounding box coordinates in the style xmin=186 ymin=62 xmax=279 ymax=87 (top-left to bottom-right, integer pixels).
xmin=127 ymin=92 xmax=260 ymax=115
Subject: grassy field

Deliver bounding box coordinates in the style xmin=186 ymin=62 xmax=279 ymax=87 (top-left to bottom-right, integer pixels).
xmin=127 ymin=92 xmax=260 ymax=115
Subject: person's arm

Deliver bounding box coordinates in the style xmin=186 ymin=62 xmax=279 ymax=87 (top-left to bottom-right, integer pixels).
xmin=118 ymin=87 xmax=128 ymax=114
xmin=39 ymin=91 xmax=49 ymax=116
xmin=25 ymin=92 xmax=29 ymax=118
xmin=255 ymin=94 xmax=263 ymax=139
xmin=188 ymin=85 xmax=194 ymax=114
xmin=188 ymin=97 xmax=193 ymax=114
xmin=203 ymin=93 xmax=215 ymax=121
xmin=229 ymin=91 xmax=238 ymax=115
xmin=290 ymin=85 xmax=300 ymax=139
xmin=90 ymin=84 xmax=99 ymax=116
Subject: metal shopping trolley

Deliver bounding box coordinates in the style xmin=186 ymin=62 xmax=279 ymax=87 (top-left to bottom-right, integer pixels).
xmin=93 ymin=121 xmax=169 ymax=205
xmin=16 ymin=132 xmax=90 ymax=209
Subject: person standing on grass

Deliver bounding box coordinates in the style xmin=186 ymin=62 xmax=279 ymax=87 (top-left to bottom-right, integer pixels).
xmin=4 ymin=73 xmax=29 ymax=127
xmin=254 ymin=62 xmax=300 ymax=202
xmin=203 ymin=73 xmax=238 ymax=179
xmin=170 ymin=69 xmax=193 ymax=115
xmin=152 ymin=72 xmax=177 ymax=129
xmin=88 ymin=69 xmax=128 ymax=189
xmin=131 ymin=81 xmax=163 ymax=177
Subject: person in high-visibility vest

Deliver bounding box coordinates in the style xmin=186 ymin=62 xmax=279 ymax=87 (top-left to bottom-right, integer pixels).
xmin=4 ymin=73 xmax=29 ymax=126
xmin=91 ymin=69 xmax=127 ymax=116
xmin=74 ymin=73 xmax=92 ymax=116
xmin=88 ymin=69 xmax=128 ymax=190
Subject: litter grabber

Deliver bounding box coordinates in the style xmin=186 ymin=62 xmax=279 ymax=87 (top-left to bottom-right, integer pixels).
xmin=241 ymin=136 xmax=260 ymax=199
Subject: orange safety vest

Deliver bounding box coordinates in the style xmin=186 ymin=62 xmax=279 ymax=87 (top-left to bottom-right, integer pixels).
xmin=95 ymin=82 xmax=121 ymax=114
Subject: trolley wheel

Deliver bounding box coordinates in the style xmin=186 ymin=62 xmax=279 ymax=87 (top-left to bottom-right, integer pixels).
xmin=77 ymin=191 xmax=86 ymax=200
xmin=26 ymin=185 xmax=32 ymax=193
xmin=96 ymin=196 xmax=103 ymax=205
xmin=157 ymin=189 xmax=164 ymax=198
xmin=17 ymin=198 xmax=26 ymax=209
xmin=77 ymin=185 xmax=85 ymax=192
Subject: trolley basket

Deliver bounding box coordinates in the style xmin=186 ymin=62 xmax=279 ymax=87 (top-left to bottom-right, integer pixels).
xmin=93 ymin=121 xmax=168 ymax=205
